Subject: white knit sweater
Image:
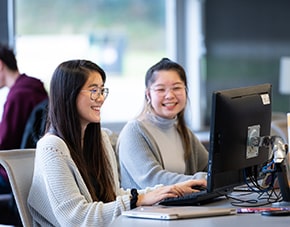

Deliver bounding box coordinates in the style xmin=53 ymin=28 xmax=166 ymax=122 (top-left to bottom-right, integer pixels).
xmin=27 ymin=131 xmax=132 ymax=227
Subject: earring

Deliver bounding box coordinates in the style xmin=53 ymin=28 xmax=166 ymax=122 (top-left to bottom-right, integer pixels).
xmin=147 ymin=97 xmax=151 ymax=104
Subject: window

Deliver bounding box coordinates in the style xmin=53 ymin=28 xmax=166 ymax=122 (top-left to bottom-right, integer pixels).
xmin=15 ymin=0 xmax=167 ymax=124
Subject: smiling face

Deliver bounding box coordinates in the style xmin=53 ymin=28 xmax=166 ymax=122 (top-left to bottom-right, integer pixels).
xmin=76 ymin=71 xmax=105 ymax=129
xmin=146 ymin=70 xmax=187 ymax=119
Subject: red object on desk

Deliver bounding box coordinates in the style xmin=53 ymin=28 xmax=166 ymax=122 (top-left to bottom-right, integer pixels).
xmin=237 ymin=207 xmax=290 ymax=214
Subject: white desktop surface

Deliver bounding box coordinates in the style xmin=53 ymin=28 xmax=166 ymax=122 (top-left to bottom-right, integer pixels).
xmin=110 ymin=192 xmax=290 ymax=227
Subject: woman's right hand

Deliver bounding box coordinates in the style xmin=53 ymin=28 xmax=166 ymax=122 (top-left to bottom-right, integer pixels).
xmin=136 ymin=179 xmax=207 ymax=207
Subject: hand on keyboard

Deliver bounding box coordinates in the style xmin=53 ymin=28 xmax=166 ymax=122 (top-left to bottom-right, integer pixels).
xmin=192 ymin=185 xmax=207 ymax=193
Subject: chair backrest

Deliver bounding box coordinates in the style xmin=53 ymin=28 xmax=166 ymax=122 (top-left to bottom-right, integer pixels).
xmin=0 ymin=149 xmax=35 ymax=227
xmin=21 ymin=98 xmax=48 ymax=149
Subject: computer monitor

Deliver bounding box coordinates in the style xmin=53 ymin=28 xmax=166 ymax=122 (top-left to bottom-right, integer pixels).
xmin=208 ymin=83 xmax=272 ymax=192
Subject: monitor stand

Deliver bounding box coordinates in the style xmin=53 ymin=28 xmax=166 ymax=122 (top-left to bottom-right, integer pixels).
xmin=250 ymin=135 xmax=289 ymax=206
xmin=274 ymin=160 xmax=290 ymax=205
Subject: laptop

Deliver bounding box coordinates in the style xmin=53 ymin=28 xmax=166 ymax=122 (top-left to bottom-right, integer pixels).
xmin=122 ymin=206 xmax=236 ymax=220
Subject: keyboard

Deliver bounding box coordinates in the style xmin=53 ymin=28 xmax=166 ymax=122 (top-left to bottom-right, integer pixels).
xmin=159 ymin=189 xmax=226 ymax=206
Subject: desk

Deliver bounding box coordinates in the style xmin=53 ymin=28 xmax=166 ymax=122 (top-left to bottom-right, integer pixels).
xmin=110 ymin=214 xmax=290 ymax=227
xmin=110 ymin=192 xmax=290 ymax=227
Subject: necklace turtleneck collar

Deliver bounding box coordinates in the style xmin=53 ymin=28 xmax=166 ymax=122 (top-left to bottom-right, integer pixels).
xmin=145 ymin=112 xmax=177 ymax=129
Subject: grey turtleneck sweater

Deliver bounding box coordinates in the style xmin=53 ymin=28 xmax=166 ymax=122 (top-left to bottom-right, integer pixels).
xmin=116 ymin=113 xmax=209 ymax=190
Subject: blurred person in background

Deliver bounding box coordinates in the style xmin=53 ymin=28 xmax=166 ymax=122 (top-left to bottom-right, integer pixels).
xmin=0 ymin=43 xmax=47 ymax=193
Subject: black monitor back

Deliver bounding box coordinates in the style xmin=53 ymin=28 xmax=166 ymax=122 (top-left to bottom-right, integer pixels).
xmin=208 ymin=83 xmax=272 ymax=192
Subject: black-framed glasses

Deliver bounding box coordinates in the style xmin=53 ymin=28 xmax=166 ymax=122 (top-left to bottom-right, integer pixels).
xmin=81 ymin=87 xmax=109 ymax=100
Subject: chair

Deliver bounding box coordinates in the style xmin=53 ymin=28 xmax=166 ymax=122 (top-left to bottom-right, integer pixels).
xmin=20 ymin=98 xmax=48 ymax=149
xmin=0 ymin=149 xmax=35 ymax=227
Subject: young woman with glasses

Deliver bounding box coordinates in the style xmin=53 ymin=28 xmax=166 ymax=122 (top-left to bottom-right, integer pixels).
xmin=27 ymin=59 xmax=206 ymax=226
xmin=117 ymin=58 xmax=209 ymax=190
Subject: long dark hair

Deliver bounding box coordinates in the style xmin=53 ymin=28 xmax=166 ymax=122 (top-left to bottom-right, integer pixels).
xmin=141 ymin=57 xmax=192 ymax=159
xmin=47 ymin=59 xmax=116 ymax=202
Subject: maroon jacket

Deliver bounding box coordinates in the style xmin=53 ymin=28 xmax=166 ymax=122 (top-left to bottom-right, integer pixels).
xmin=0 ymin=74 xmax=48 ymax=150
